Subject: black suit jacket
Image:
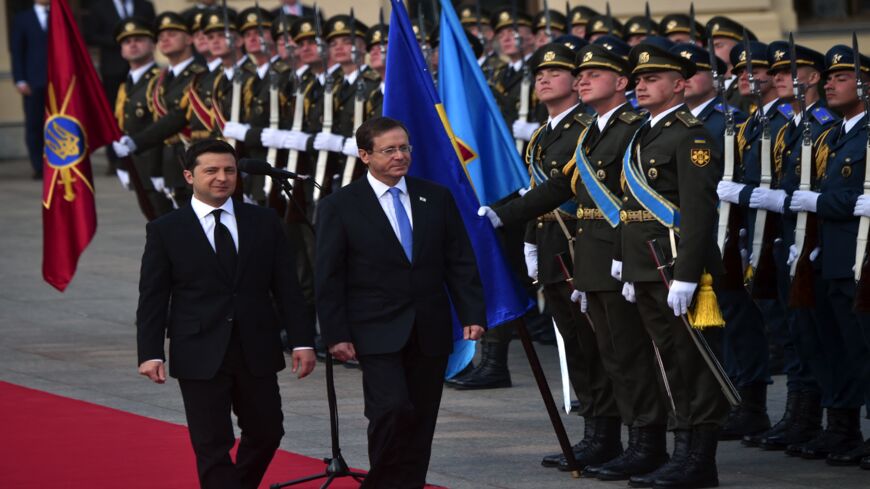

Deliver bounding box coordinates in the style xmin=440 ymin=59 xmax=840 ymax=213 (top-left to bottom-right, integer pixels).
xmin=136 ymin=202 xmax=315 ymax=380
xmin=10 ymin=8 xmax=47 ymax=87
xmin=83 ymin=0 xmax=156 ymax=79
xmin=315 ymin=176 xmax=486 ymax=357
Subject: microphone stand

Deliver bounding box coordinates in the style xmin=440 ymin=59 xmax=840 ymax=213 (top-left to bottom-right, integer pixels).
xmin=268 ymin=175 xmax=367 ymax=488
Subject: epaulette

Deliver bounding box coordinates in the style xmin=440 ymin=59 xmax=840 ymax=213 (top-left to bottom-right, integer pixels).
xmin=243 ymin=62 xmax=258 ymax=74
xmin=811 ymin=106 xmax=836 ymax=125
xmin=147 ymin=66 xmax=161 ymax=78
xmin=574 ymin=112 xmax=595 ymax=127
xmin=714 ymin=102 xmax=725 ymax=113
xmin=628 ymin=94 xmax=639 ymax=109
xmin=675 ymin=110 xmax=702 ymax=127
xmin=187 ymin=63 xmax=206 ymax=75
xmin=776 ymin=102 xmax=794 ymax=119
xmin=362 ymin=69 xmax=381 ymax=81
xmin=618 ymin=110 xmax=643 ymax=124
xmin=271 ymin=60 xmax=291 ymax=73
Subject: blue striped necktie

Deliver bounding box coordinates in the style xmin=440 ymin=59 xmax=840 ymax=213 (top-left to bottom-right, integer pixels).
xmin=388 ymin=187 xmax=413 ymax=260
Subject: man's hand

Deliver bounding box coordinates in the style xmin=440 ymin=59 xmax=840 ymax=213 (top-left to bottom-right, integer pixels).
xmin=667 ymin=281 xmax=698 ymax=316
xmin=112 ymin=135 xmax=137 ymax=158
xmin=477 ymin=206 xmax=503 ymax=228
xmin=789 ymin=190 xmax=820 ymax=213
xmin=621 ymin=282 xmax=636 ymax=303
xmin=291 ymin=349 xmax=316 ymax=379
xmin=749 ymin=187 xmax=787 ymax=213
xmin=329 ymin=342 xmax=357 ymax=362
xmin=463 ymin=325 xmax=485 ymax=340
xmin=717 ymin=181 xmax=746 ymax=204
xmin=222 ymin=121 xmax=250 ymax=141
xmin=16 ymin=81 xmax=31 ymax=96
xmin=314 ymin=132 xmax=345 ymax=152
xmin=138 ymin=360 xmax=166 ymax=384
xmin=610 ymin=260 xmax=623 ymax=281
xmin=512 ymin=120 xmax=541 ymax=141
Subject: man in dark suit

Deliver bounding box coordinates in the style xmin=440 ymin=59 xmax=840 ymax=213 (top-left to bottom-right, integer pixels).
xmin=10 ymin=0 xmax=49 ymax=179
xmin=136 ymin=139 xmax=317 ymax=489
xmin=315 ymin=117 xmax=486 ymax=489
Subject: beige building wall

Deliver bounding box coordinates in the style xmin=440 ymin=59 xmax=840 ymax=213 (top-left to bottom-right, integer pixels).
xmin=0 ymin=0 xmax=867 ymax=157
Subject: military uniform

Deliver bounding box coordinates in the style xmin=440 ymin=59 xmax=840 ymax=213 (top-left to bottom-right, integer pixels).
xmin=130 ymin=12 xmax=207 ymax=207
xmin=457 ymin=5 xmax=504 ymax=84
xmin=489 ymin=9 xmax=539 ymax=126
xmin=705 ymin=17 xmax=756 ymax=115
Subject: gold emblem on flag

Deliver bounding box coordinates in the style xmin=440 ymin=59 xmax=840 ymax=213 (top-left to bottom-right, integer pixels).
xmin=690 ymin=148 xmax=712 ymax=167
xmin=125 ymin=22 xmax=135 ymax=32
xmin=639 ymin=52 xmax=650 ymax=64
xmin=583 ymin=51 xmax=593 ymax=62
xmin=544 ymin=51 xmax=556 ymax=62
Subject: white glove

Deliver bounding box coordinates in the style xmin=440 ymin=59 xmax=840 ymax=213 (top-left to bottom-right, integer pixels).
xmin=854 ymin=195 xmax=870 ymax=217
xmin=477 ymin=206 xmax=503 ymax=228
xmin=115 ymin=169 xmax=131 ymax=190
xmin=622 ymin=282 xmax=636 ymax=303
xmin=150 ymin=177 xmax=166 ymax=193
xmin=281 ymin=130 xmax=312 ymax=151
xmin=518 ymin=186 xmax=531 ymax=197
xmin=512 ymin=120 xmax=541 ymax=141
xmin=341 ymin=137 xmax=359 ymax=157
xmin=749 ymin=188 xmax=787 ymax=213
xmin=569 ymin=290 xmax=588 ymax=313
xmin=112 ymin=135 xmax=136 ymax=158
xmin=717 ymin=180 xmax=746 ymax=204
xmin=810 ymin=246 xmax=821 ymax=262
xmin=667 ymin=280 xmax=698 ymax=317
xmin=787 ymin=244 xmax=798 ymax=267
xmin=313 ymin=132 xmax=345 ymax=152
xmin=610 ymin=260 xmax=623 ymax=281
xmin=523 ymin=242 xmax=538 ymax=280
xmin=260 ymin=128 xmax=286 ymax=149
xmin=789 ymin=190 xmax=820 ymax=213
xmin=222 ymin=121 xmax=250 ymax=141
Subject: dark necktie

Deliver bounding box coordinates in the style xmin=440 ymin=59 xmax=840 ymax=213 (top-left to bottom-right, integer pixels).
xmin=164 ymin=69 xmax=175 ymax=86
xmin=212 ymin=209 xmax=237 ymax=275
xmin=387 ymin=188 xmax=413 ymax=260
xmin=126 ymin=74 xmax=134 ymax=87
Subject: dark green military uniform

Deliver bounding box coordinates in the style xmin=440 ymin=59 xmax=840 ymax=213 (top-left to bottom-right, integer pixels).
xmin=489 ymin=8 xmax=538 ymax=126
xmin=705 ymin=16 xmax=755 ymax=115
xmin=187 ymin=11 xmax=237 ymax=145
xmin=113 ymin=18 xmax=173 ymax=217
xmin=456 ymin=4 xmax=505 ymax=83
xmin=130 ymin=12 xmax=207 ymax=207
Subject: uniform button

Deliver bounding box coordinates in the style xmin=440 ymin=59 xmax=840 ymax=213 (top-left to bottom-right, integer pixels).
xmin=597 ymin=160 xmax=603 ymax=166
xmin=650 ymin=158 xmax=656 ymax=164
xmin=845 ymin=157 xmax=852 ymax=163
xmin=623 ymin=196 xmax=629 ymax=202
xmin=537 ymin=222 xmax=543 ymax=229
xmin=551 ymin=160 xmax=558 ymax=166
xmin=577 ymin=227 xmax=583 ymax=234
xmin=226 ymin=316 xmax=233 ymax=322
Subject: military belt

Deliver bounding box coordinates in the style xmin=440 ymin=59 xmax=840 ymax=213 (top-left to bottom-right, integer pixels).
xmin=576 ymin=207 xmax=606 ymax=220
xmin=189 ymin=130 xmax=215 ymax=140
xmin=619 ymin=210 xmax=657 ymax=223
xmin=538 ymin=210 xmax=577 ymax=222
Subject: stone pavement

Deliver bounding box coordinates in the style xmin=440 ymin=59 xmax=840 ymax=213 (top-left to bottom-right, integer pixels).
xmin=0 ymin=155 xmax=867 ymax=489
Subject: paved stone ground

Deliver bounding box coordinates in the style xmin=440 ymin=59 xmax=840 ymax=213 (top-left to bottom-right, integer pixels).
xmin=1 ymin=155 xmax=868 ymax=488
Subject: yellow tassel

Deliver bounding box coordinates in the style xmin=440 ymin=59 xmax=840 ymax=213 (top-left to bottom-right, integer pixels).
xmin=688 ymin=273 xmax=726 ymax=329
xmin=743 ymin=264 xmax=754 ymax=285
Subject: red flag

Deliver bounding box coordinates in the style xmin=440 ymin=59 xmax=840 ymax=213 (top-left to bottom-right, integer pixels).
xmin=42 ymin=0 xmax=122 ymax=291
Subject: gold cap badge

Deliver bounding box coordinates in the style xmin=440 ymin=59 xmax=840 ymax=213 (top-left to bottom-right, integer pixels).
xmin=639 ymin=52 xmax=650 ymax=64
xmin=125 ymin=22 xmax=135 ymax=32
xmin=583 ymin=51 xmax=593 ymax=62
xmin=544 ymin=51 xmax=556 ymax=62
xmin=335 ymin=20 xmax=345 ymax=31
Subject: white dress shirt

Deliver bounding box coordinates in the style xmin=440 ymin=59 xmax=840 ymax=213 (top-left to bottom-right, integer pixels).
xmin=546 ymin=104 xmax=579 ymax=131
xmin=843 ymin=111 xmax=867 ymax=135
xmin=113 ymin=0 xmax=134 ymax=18
xmin=597 ymin=104 xmax=622 ymax=132
xmin=170 ymin=57 xmax=195 ymax=78
xmin=649 ymin=104 xmax=682 ymax=128
xmin=34 ymin=4 xmax=49 ymax=31
xmin=367 ymin=172 xmax=413 ymax=243
xmin=190 ymin=196 xmax=239 ymax=253
xmin=128 ymin=61 xmax=155 ymax=85
xmin=690 ymin=97 xmax=717 ymax=118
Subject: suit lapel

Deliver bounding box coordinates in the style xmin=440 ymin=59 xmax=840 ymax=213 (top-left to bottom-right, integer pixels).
xmin=233 ymin=202 xmax=253 ymax=286
xmin=184 ymin=205 xmax=232 ymax=284
xmin=407 ymin=178 xmax=428 ymax=262
xmin=350 ymin=179 xmax=410 ymax=263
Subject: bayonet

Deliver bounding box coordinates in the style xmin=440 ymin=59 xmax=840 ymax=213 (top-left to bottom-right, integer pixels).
xmin=606 ymin=2 xmax=613 ymax=36
xmin=418 ymin=4 xmax=432 ymax=73
xmin=341 ymin=8 xmax=366 ymax=187
xmin=789 ymin=32 xmax=813 ymax=279
xmin=543 ymin=0 xmax=553 ymax=42
xmin=689 ymin=3 xmax=697 ymax=44
xmin=222 ymin=0 xmax=242 ymax=148
xmin=711 ymin=36 xmax=737 ymax=254
xmin=378 ymin=7 xmax=386 ymax=57
xmin=512 ymin=0 xmax=531 ymax=154
xmin=645 ymin=2 xmax=652 ymax=35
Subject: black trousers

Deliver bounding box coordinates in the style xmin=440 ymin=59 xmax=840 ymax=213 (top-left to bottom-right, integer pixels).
xmin=22 ymin=86 xmax=46 ymax=175
xmin=587 ymin=290 xmax=667 ymax=427
xmin=357 ymin=329 xmax=448 ymax=489
xmin=633 ymin=282 xmax=730 ymax=430
xmin=177 ymin=333 xmax=284 ymax=489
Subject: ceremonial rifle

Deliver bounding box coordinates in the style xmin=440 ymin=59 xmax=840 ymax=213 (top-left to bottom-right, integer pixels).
xmin=513 ymin=0 xmax=531 ymax=154
xmin=417 ymin=5 xmax=432 ymax=75
xmin=648 ymin=239 xmax=742 ymax=408
xmin=645 ymin=2 xmax=652 ymax=36
xmin=606 ymin=2 xmax=613 ymax=36
xmin=312 ymin=4 xmax=333 ymax=205
xmin=279 ymin=8 xmax=305 ymax=178
xmin=222 ymin=0 xmax=242 ymax=148
xmin=254 ymin=0 xmax=281 ymax=202
xmin=340 ymin=9 xmax=364 ymax=188
xmin=689 ymin=3 xmax=696 ymax=45
xmin=744 ymin=30 xmax=774 ymax=293
xmin=475 ymin=0 xmax=491 ymax=80
xmin=852 ymin=35 xmax=870 ymax=311
xmin=542 ymin=0 xmax=554 ymax=42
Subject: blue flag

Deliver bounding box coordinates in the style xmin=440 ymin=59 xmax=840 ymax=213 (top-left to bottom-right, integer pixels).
xmin=437 ymin=0 xmax=529 ymax=205
xmin=383 ymin=0 xmax=533 ymax=377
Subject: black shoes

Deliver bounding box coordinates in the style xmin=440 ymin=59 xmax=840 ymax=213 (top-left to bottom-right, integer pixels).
xmin=651 ymin=426 xmax=720 ymax=489
xmin=629 ymin=430 xmax=691 ymax=488
xmin=789 ymin=408 xmax=863 ymax=460
xmin=827 ymin=437 xmax=870 ymax=466
xmin=541 ymin=417 xmax=594 ymax=468
xmin=595 ymin=425 xmax=669 ymax=481
xmin=445 ymin=341 xmax=511 ymax=390
xmin=744 ymin=389 xmax=800 ymax=447
xmin=559 ymin=417 xmax=623 ymax=473
xmin=763 ymin=390 xmax=822 ymax=452
xmin=719 ymin=383 xmax=770 ymax=441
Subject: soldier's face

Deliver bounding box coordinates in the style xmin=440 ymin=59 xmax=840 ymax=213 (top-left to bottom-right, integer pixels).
xmin=667 ymin=33 xmax=697 ymax=45
xmin=634 ymin=71 xmax=685 ymax=112
xmin=158 ymin=29 xmax=192 ymax=57
xmin=329 ymin=36 xmax=354 ymax=65
xmin=534 ymin=29 xmax=563 ymax=48
xmin=276 ymin=37 xmax=297 ymax=61
xmin=577 ymin=69 xmax=627 ymax=105
xmin=360 ymin=128 xmax=412 ymax=185
xmin=183 ymin=152 xmax=238 ymax=207
xmin=121 ymin=36 xmax=155 ymax=63
xmin=713 ymin=38 xmax=738 ymax=73
xmin=774 ymin=66 xmax=819 ymax=101
xmin=737 ymin=67 xmax=771 ymax=97
xmin=297 ymin=38 xmax=320 ymax=65
xmin=206 ymin=31 xmax=237 ymax=59
xmin=497 ymin=26 xmax=533 ymax=57
xmin=369 ymin=44 xmax=386 ymax=71
xmin=535 ymin=68 xmax=578 ymax=104
xmin=192 ymin=31 xmax=210 ymax=56
xmin=467 ymin=25 xmax=494 ymax=43
xmin=825 ymin=71 xmax=860 ymax=110
xmin=684 ymin=70 xmax=714 ymax=100
xmin=243 ymin=29 xmax=273 ymax=56
xmin=627 ymin=35 xmax=647 ymax=47
xmin=571 ymin=25 xmax=586 ymax=38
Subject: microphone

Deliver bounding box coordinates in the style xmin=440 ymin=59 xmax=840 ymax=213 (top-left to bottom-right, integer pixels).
xmin=238 ymin=158 xmax=307 ymax=180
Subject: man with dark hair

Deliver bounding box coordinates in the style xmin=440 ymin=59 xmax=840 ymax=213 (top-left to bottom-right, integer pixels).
xmin=136 ymin=139 xmax=316 ymax=489
xmin=315 ymin=116 xmax=486 ymax=488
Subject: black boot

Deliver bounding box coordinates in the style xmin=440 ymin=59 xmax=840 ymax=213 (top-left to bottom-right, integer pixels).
xmin=827 ymin=437 xmax=870 ymax=466
xmin=744 ymin=389 xmax=800 ymax=447
xmin=447 ymin=341 xmax=511 ymax=390
xmin=861 ymin=453 xmax=870 ymax=469
xmin=629 ymin=430 xmax=691 ymax=488
xmin=719 ymin=383 xmax=770 ymax=440
xmin=541 ymin=417 xmax=594 ymax=468
xmin=596 ymin=425 xmax=669 ymax=481
xmin=653 ymin=426 xmax=719 ymax=489
xmin=558 ymin=417 xmax=623 ymax=473
xmin=443 ymin=361 xmax=475 ymax=384
xmin=798 ymin=408 xmax=863 ymax=459
xmin=768 ymin=391 xmax=822 ymax=453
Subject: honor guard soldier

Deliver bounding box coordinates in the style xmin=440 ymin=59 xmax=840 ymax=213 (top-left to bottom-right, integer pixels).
xmin=273 ymin=12 xmax=299 ymax=64
xmin=784 ymin=44 xmax=870 ymax=464
xmin=623 ymin=15 xmax=657 ymax=47
xmin=584 ymin=15 xmax=623 ymax=43
xmin=490 ymin=7 xmax=538 ymax=132
xmin=705 ymin=17 xmax=756 ymax=114
xmin=187 ymin=10 xmax=236 ymax=145
xmin=659 ymin=14 xmax=704 ymax=46
xmin=364 ymin=23 xmax=388 ymax=120
xmin=567 ymin=6 xmax=599 ymax=39
xmin=532 ymin=10 xmax=567 ymax=48
xmin=616 ymin=43 xmax=729 ymax=489
xmin=112 ymin=11 xmax=207 ymax=208
xmin=747 ymin=42 xmax=837 ymax=451
xmin=675 ymin=42 xmax=773 ymax=444
xmin=113 ymin=17 xmax=172 ymax=217
xmin=485 ymin=42 xmax=671 ymax=480
xmin=458 ymin=4 xmax=504 ymax=83
xmin=186 ymin=8 xmax=214 ymax=66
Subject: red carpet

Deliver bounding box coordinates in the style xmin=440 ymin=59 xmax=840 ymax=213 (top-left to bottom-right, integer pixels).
xmin=0 ymin=381 xmax=378 ymax=488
